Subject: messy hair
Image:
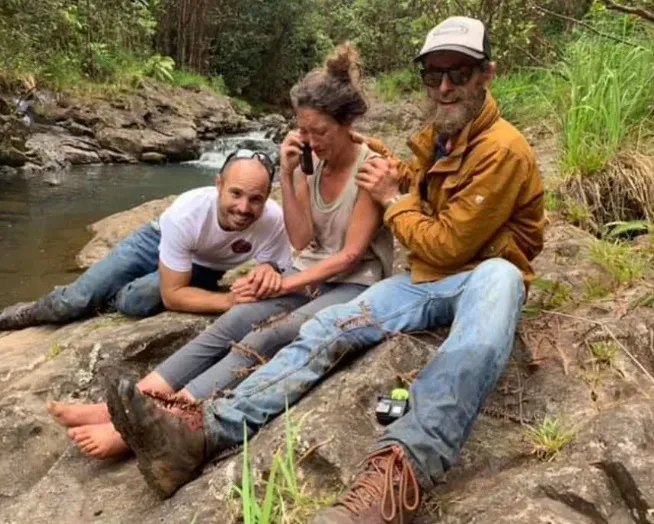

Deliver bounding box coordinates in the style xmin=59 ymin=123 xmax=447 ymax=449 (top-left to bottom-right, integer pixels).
xmin=290 ymin=42 xmax=368 ymax=125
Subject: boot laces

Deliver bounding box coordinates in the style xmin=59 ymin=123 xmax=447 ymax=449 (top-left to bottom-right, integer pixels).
xmin=339 ymin=446 xmax=420 ymax=523
xmin=141 ymin=389 xmax=204 ymax=430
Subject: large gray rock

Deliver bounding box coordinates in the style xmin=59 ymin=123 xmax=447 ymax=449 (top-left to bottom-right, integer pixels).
xmin=2 ymin=221 xmax=654 ymax=524
xmin=0 ymin=311 xmax=215 ymax=520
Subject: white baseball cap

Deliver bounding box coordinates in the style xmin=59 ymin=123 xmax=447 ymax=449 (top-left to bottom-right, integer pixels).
xmin=414 ymin=16 xmax=491 ymax=63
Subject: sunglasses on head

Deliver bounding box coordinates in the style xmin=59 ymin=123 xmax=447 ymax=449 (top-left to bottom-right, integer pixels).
xmin=222 ymin=149 xmax=275 ymax=180
xmin=419 ymin=63 xmax=483 ymax=88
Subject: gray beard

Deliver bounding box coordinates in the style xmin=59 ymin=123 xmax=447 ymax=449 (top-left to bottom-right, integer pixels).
xmin=426 ymin=87 xmax=486 ymax=137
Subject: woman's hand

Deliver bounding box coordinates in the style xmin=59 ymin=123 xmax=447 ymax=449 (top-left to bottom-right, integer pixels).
xmin=279 ymin=130 xmax=304 ymax=178
xmin=231 ymin=263 xmax=283 ymax=303
xmin=230 ymin=277 xmax=258 ymax=304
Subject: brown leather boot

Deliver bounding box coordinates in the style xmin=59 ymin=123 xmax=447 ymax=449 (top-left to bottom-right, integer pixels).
xmin=107 ymin=378 xmax=206 ymax=498
xmin=312 ymin=445 xmax=421 ymax=524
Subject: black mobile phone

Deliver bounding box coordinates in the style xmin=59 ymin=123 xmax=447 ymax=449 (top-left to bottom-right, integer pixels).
xmin=300 ymin=143 xmax=314 ymax=174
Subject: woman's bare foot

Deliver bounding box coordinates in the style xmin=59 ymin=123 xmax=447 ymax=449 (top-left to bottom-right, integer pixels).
xmin=47 ymin=400 xmax=111 ymax=427
xmin=67 ymin=423 xmax=129 ymax=458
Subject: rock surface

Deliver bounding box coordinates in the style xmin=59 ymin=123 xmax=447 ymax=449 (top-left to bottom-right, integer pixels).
xmin=0 ymin=82 xmax=257 ymax=175
xmin=1 ymin=91 xmax=653 ymax=523
xmin=2 ymin=220 xmax=654 ymax=523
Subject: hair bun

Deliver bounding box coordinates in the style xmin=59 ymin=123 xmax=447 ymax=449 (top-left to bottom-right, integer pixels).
xmin=325 ymin=42 xmax=362 ymax=87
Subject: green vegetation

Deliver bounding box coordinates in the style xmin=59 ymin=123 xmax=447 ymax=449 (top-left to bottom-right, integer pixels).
xmin=525 ymin=418 xmax=575 ymax=462
xmin=369 ymin=69 xmax=422 ymax=102
xmin=491 ymin=69 xmax=556 ymax=128
xmin=0 ymin=0 xmax=165 ymax=91
xmin=588 ymin=240 xmax=646 ymax=287
xmin=6 ymin=0 xmax=651 ymax=106
xmin=582 ymin=277 xmax=612 ymax=301
xmin=531 ymin=278 xmax=574 ymax=311
xmin=557 ymin=38 xmax=654 ymax=176
xmin=230 ymin=410 xmax=331 ymax=523
xmin=46 ymin=343 xmax=66 ymax=360
xmin=589 ymin=341 xmax=618 ymax=365
xmin=603 ymin=220 xmax=651 ymax=239
xmin=170 ymin=70 xmax=226 ymax=95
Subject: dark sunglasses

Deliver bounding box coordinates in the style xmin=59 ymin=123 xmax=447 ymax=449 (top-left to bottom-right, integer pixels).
xmin=222 ymin=149 xmax=275 ymax=180
xmin=420 ymin=64 xmax=482 ymax=88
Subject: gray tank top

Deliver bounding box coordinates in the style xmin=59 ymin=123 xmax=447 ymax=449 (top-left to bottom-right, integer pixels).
xmin=293 ymin=144 xmax=394 ymax=286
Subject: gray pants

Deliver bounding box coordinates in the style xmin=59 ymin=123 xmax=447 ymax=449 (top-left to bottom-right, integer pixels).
xmin=155 ymin=280 xmax=366 ymax=399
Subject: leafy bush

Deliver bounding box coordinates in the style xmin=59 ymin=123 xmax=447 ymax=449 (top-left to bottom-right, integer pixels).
xmin=145 ymin=54 xmax=175 ymax=83
xmin=491 ymin=68 xmax=560 ymax=127
xmin=370 ymin=68 xmax=422 ymax=101
xmin=556 ymin=36 xmax=654 ymax=176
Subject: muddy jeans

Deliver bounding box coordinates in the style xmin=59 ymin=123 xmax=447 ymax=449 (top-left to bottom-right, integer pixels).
xmin=203 ymin=258 xmax=525 ymax=488
xmin=19 ymin=222 xmax=223 ymax=323
xmin=156 ymin=279 xmax=366 ymax=399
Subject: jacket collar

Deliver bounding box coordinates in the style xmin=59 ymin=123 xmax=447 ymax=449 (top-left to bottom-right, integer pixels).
xmin=407 ymin=91 xmax=500 ymax=176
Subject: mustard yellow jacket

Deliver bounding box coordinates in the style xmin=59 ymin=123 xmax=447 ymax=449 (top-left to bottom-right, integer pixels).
xmin=367 ymin=93 xmax=545 ymax=288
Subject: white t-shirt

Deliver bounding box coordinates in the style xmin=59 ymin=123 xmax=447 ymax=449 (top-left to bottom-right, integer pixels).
xmin=158 ymin=186 xmax=292 ymax=273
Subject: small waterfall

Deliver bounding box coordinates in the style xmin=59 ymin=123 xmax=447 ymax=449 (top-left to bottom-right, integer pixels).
xmin=184 ymin=130 xmax=280 ymax=171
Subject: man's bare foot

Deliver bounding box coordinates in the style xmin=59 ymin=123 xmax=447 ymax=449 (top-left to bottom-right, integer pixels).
xmin=47 ymin=400 xmax=111 ymax=427
xmin=67 ymin=423 xmax=129 ymax=458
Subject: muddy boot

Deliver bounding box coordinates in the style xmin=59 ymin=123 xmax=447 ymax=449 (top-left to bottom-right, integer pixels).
xmin=106 ymin=378 xmax=206 ymax=499
xmin=311 ymin=445 xmax=421 ymax=524
xmin=0 ymin=301 xmax=40 ymax=330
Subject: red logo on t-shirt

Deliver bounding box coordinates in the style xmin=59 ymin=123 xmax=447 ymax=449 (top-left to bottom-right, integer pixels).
xmin=231 ymin=239 xmax=253 ymax=254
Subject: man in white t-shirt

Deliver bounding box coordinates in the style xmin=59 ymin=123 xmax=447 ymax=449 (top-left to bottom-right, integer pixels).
xmin=0 ymin=150 xmax=293 ymax=330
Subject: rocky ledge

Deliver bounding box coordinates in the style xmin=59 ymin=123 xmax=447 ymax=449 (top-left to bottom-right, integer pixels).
xmin=1 ymin=208 xmax=653 ymax=523
xmin=0 ymin=83 xmax=288 ymax=177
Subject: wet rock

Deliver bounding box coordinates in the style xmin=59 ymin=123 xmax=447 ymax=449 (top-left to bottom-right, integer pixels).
xmin=96 ymin=126 xmax=200 ymax=162
xmin=22 ymin=133 xmax=68 ymax=172
xmin=96 ymin=149 xmax=137 ymax=164
xmin=61 ymin=145 xmax=101 ymax=165
xmin=0 ymin=114 xmax=30 ymax=167
xmin=140 ymin=151 xmax=166 ymax=164
xmin=0 ymin=165 xmax=18 ymax=177
xmin=0 ymin=146 xmax=28 ymax=167
xmin=62 ymin=119 xmax=95 ymax=138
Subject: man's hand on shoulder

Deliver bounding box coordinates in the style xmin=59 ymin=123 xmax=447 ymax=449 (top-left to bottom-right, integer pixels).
xmin=355 ymin=157 xmax=402 ymax=208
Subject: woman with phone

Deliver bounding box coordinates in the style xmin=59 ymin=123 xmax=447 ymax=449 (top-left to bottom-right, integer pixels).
xmin=49 ymin=42 xmax=393 ymax=459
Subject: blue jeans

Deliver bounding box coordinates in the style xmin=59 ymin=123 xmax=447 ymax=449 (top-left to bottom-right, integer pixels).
xmin=156 ymin=279 xmax=365 ymax=399
xmin=28 ymin=223 xmax=223 ymax=323
xmin=203 ymin=258 xmax=525 ymax=488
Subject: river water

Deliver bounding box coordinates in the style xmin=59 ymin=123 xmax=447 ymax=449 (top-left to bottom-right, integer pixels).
xmin=0 ymin=131 xmax=277 ymax=309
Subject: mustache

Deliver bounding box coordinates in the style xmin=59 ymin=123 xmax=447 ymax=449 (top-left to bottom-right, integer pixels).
xmin=432 ymin=92 xmax=462 ymax=105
